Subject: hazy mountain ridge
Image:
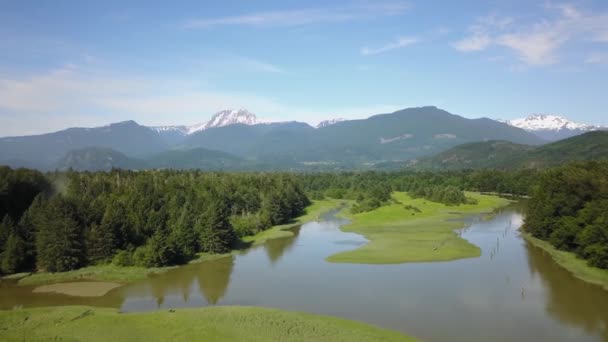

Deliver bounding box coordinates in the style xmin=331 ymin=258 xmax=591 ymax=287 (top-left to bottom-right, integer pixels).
xmin=0 ymin=106 xmax=546 ymax=170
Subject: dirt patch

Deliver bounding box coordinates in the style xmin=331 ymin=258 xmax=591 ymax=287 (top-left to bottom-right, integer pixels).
xmin=32 ymin=282 xmax=122 ymax=297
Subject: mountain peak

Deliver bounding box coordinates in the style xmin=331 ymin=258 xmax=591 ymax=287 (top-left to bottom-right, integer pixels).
xmin=188 ymin=108 xmax=259 ymax=134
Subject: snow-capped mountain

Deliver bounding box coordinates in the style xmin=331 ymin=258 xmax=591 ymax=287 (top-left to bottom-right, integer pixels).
xmin=193 ymin=108 xmax=259 ymax=133
xmin=316 ymin=118 xmax=346 ymax=128
xmin=501 ymin=114 xmax=603 ymax=141
xmin=149 ymin=109 xmax=260 ymax=136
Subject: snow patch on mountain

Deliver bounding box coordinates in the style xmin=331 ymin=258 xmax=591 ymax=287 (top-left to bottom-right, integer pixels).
xmin=316 ymin=118 xmax=345 ymax=128
xmin=502 ymin=114 xmax=597 ymax=132
xmin=148 ymin=109 xmax=260 ymax=135
xmin=191 ymin=108 xmax=259 ymax=133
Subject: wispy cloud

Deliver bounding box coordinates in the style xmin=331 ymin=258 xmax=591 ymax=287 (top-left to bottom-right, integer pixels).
xmin=0 ymin=62 xmax=401 ymax=136
xmin=361 ymin=36 xmax=419 ymax=55
xmin=453 ymin=4 xmax=608 ymax=66
xmin=183 ymin=1 xmax=409 ymax=29
xmin=586 ymin=52 xmax=608 ymax=64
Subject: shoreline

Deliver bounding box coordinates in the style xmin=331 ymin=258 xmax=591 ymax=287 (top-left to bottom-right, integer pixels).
xmin=522 ymin=233 xmax=608 ymax=291
xmin=9 ymin=198 xmax=344 ymax=288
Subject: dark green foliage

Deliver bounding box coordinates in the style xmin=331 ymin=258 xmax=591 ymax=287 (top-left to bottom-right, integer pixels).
xmin=0 ymin=167 xmax=50 ymax=222
xmin=523 ymin=161 xmax=608 ymax=269
xmin=197 ymin=198 xmax=235 ymax=254
xmin=1 ymin=233 xmax=26 ymax=274
xmin=34 ymin=196 xmax=86 ymax=272
xmin=112 ymin=250 xmax=134 ymax=267
xmin=87 ymin=223 xmax=117 ymax=264
xmin=409 ymin=185 xmax=468 ymax=206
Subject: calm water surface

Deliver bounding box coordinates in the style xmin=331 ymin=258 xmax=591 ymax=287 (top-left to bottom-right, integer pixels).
xmin=2 ymin=205 xmax=608 ymax=342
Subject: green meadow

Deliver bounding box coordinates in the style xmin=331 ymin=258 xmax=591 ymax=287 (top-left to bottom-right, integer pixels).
xmin=0 ymin=306 xmax=416 ymax=342
xmin=328 ymin=192 xmax=511 ymax=264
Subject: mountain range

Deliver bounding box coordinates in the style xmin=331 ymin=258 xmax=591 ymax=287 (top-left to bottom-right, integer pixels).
xmin=501 ymin=114 xmax=606 ymax=141
xmin=2 ymin=106 xmax=604 ymax=172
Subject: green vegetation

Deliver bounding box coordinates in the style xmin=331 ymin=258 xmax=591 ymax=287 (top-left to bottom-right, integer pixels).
xmin=523 ymin=233 xmax=608 ymax=291
xmin=327 ymin=192 xmax=510 ymax=264
xmin=523 ymin=161 xmax=608 ymax=269
xmin=16 ymin=264 xmax=172 ymax=286
xmin=413 ymin=131 xmax=608 ymax=170
xmin=0 ymin=167 xmax=309 ymax=277
xmin=12 ymin=199 xmax=340 ymax=286
xmin=0 ymin=165 xmax=537 ymax=279
xmin=0 ymin=306 xmax=416 ymax=342
xmin=243 ymin=198 xmax=343 ymax=246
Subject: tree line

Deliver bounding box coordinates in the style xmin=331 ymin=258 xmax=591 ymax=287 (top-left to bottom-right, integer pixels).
xmin=0 ymin=166 xmax=542 ymax=276
xmin=0 ymin=168 xmax=309 ymax=274
xmin=523 ymin=161 xmax=608 ymax=269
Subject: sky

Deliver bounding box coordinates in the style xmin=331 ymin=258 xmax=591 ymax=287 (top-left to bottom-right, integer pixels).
xmin=1 ymin=0 xmax=607 ymax=137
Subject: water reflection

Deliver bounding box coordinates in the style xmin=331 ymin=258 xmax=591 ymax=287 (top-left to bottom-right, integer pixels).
xmin=526 ymin=241 xmax=608 ymax=340
xmin=196 ymin=256 xmax=234 ymax=305
xmin=263 ymin=227 xmax=300 ymax=264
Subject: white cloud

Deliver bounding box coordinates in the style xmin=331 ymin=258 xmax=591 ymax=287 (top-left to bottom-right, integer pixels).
xmin=361 ymin=37 xmax=419 ymax=55
xmin=183 ymin=1 xmax=409 ymax=28
xmin=453 ymin=4 xmax=608 ymax=66
xmin=453 ymin=33 xmax=491 ymax=52
xmin=0 ymin=63 xmax=404 ymax=136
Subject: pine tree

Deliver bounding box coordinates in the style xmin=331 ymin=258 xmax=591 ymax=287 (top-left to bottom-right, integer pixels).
xmin=1 ymin=233 xmax=26 ymax=274
xmin=87 ymin=222 xmax=117 ymax=264
xmin=197 ymin=199 xmax=235 ymax=254
xmin=35 ymin=196 xmax=85 ymax=272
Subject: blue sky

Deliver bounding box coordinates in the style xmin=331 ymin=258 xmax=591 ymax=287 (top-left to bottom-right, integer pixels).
xmin=1 ymin=0 xmax=607 ymax=136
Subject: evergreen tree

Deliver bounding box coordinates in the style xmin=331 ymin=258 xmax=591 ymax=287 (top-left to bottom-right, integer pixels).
xmin=87 ymin=222 xmax=117 ymax=264
xmin=197 ymin=199 xmax=235 ymax=254
xmin=35 ymin=196 xmax=85 ymax=272
xmin=1 ymin=233 xmax=26 ymax=274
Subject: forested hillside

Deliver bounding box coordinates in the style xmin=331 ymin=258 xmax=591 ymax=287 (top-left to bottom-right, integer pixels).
xmin=412 ymin=131 xmax=608 ymax=170
xmin=523 ymin=161 xmax=608 ymax=269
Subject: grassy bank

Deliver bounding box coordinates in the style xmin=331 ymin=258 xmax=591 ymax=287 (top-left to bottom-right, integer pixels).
xmin=12 ymin=199 xmax=342 ymax=287
xmin=523 ymin=233 xmax=608 ymax=291
xmin=242 ymin=198 xmax=343 ymax=246
xmin=327 ymin=192 xmax=511 ymax=264
xmin=0 ymin=306 xmax=416 ymax=342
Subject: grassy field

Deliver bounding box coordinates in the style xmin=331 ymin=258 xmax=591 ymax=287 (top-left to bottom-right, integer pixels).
xmin=0 ymin=306 xmax=416 ymax=342
xmin=11 ymin=199 xmax=342 ymax=287
xmin=327 ymin=192 xmax=511 ymax=264
xmin=523 ymin=233 xmax=608 ymax=291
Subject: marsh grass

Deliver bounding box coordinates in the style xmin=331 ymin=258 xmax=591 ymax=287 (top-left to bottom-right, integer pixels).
xmin=0 ymin=306 xmax=416 ymax=342
xmin=327 ymin=192 xmax=511 ymax=264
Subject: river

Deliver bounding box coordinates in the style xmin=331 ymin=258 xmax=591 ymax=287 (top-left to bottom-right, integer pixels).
xmin=1 ymin=204 xmax=607 ymax=342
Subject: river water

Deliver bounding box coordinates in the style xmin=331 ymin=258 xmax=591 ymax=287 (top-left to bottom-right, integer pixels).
xmin=1 ymin=204 xmax=607 ymax=342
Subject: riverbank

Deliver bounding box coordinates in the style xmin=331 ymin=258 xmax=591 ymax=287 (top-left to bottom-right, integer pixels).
xmin=0 ymin=306 xmax=415 ymax=342
xmin=523 ymin=233 xmax=608 ymax=291
xmin=8 ymin=199 xmax=343 ymax=288
xmin=327 ymin=192 xmax=511 ymax=264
